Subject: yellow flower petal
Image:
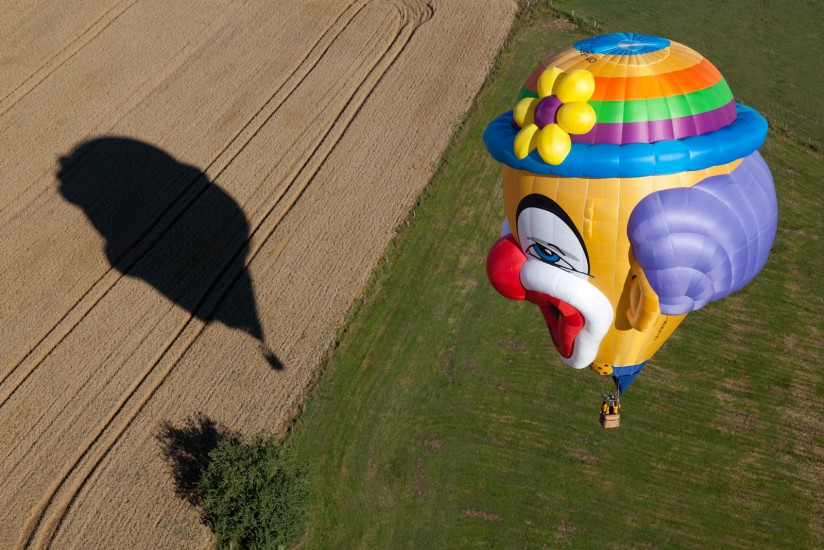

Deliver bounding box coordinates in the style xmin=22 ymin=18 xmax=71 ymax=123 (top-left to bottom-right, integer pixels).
xmin=537 ymin=67 xmax=565 ymax=98
xmin=556 ymin=101 xmax=596 ymax=135
xmin=513 ymin=123 xmax=540 ymax=159
xmin=536 ymin=124 xmax=572 ymax=165
xmin=554 ymin=69 xmax=595 ymax=103
xmin=513 ymin=97 xmax=538 ymax=128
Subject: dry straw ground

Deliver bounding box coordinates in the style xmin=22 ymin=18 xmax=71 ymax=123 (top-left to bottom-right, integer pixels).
xmin=0 ymin=1 xmax=515 ymax=547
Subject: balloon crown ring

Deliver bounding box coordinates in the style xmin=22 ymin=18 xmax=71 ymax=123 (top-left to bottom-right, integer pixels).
xmin=512 ymin=68 xmax=596 ymax=165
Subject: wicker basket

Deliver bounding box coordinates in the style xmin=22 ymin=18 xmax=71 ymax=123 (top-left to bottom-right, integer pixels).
xmin=600 ymin=412 xmax=620 ymax=429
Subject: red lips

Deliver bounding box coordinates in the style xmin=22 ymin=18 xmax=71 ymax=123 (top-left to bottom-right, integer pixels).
xmin=487 ymin=234 xmax=584 ymax=358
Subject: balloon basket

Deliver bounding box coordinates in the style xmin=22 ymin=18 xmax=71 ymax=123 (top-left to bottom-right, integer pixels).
xmin=600 ymin=394 xmax=621 ymax=428
xmin=600 ymin=412 xmax=620 ymax=429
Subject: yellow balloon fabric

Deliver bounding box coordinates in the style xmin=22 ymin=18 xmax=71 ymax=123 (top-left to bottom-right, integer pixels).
xmin=513 ymin=97 xmax=538 ymax=128
xmin=500 ymin=158 xmax=743 ymax=368
xmin=537 ymin=66 xmax=564 ymax=98
xmin=514 ymin=123 xmax=540 ymax=159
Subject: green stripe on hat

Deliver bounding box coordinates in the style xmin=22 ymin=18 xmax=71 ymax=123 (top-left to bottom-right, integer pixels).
xmin=589 ymin=79 xmax=733 ymax=123
xmin=515 ymin=79 xmax=733 ymax=124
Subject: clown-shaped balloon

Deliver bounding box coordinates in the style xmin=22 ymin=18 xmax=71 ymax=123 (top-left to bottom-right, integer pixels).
xmin=484 ymin=33 xmax=777 ymax=393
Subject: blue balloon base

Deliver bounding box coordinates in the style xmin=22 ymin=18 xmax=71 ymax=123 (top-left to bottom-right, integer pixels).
xmin=611 ymin=361 xmax=647 ymax=394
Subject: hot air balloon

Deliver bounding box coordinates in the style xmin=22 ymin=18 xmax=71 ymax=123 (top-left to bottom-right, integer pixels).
xmin=484 ymin=33 xmax=777 ymax=419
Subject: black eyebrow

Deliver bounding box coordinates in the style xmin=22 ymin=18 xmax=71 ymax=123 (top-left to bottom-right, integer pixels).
xmin=517 ymin=194 xmax=590 ymax=273
xmin=561 ymin=266 xmax=595 ymax=279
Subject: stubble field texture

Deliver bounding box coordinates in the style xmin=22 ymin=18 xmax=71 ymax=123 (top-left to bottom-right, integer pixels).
xmin=0 ymin=1 xmax=516 ymax=548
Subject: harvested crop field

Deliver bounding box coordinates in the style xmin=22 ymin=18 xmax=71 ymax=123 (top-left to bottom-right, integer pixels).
xmin=0 ymin=1 xmax=516 ymax=547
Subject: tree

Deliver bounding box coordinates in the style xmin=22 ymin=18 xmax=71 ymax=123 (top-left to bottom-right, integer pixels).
xmin=197 ymin=434 xmax=309 ymax=549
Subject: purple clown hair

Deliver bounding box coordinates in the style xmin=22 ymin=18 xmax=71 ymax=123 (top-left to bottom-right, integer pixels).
xmin=627 ymin=152 xmax=777 ymax=315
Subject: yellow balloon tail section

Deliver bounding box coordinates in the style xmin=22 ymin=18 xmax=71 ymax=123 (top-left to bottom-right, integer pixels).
xmin=598 ymin=312 xmax=687 ymax=367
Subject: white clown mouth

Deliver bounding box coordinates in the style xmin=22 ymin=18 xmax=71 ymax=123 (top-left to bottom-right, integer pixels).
xmin=519 ymin=258 xmax=613 ymax=369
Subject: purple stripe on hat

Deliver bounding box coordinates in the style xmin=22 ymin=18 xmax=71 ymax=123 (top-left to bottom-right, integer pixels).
xmin=571 ymin=101 xmax=737 ymax=144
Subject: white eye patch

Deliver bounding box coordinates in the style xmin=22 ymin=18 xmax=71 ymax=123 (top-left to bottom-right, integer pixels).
xmin=517 ymin=204 xmax=589 ymax=279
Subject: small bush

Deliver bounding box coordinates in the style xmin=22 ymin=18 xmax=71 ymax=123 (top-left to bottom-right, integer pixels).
xmin=197 ymin=435 xmax=309 ymax=549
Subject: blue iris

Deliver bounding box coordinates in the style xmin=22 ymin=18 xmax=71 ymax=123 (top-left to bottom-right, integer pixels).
xmin=530 ymin=244 xmax=560 ymax=264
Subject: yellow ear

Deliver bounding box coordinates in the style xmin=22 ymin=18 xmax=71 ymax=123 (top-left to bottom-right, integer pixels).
xmin=627 ymin=257 xmax=659 ymax=332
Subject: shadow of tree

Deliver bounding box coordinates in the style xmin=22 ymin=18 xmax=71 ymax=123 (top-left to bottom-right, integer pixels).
xmin=57 ymin=137 xmax=282 ymax=369
xmin=155 ymin=413 xmax=240 ymax=513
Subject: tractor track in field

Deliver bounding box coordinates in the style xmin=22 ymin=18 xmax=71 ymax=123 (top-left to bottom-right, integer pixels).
xmin=17 ymin=3 xmax=431 ymax=544
xmin=0 ymin=1 xmax=515 ymax=547
xmin=0 ymin=0 xmax=367 ymax=412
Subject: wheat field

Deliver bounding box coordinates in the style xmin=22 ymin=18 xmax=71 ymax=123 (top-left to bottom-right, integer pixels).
xmin=0 ymin=1 xmax=516 ymax=547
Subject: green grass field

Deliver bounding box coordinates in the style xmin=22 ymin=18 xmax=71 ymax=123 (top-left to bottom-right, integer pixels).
xmin=290 ymin=3 xmax=824 ymax=548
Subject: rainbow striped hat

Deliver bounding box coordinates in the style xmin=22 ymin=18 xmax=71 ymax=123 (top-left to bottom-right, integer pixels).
xmin=484 ymin=33 xmax=768 ymax=178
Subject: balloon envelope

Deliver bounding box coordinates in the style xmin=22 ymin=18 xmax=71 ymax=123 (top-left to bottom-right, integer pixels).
xmin=485 ymin=33 xmax=777 ymax=392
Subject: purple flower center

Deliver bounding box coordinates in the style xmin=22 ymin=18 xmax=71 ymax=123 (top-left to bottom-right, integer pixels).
xmin=534 ymin=95 xmax=563 ymax=128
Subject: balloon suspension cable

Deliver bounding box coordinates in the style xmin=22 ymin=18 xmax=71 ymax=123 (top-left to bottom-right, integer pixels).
xmin=590 ymin=367 xmax=622 ymax=428
xmin=591 ymin=367 xmax=615 ymax=399
xmin=588 ymin=367 xmax=617 ymax=405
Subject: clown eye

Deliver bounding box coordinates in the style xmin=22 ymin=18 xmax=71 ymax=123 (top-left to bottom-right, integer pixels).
xmin=527 ymin=242 xmax=572 ymax=269
xmin=529 ymin=242 xmax=559 ymax=262
xmin=516 ymin=195 xmax=591 ymax=279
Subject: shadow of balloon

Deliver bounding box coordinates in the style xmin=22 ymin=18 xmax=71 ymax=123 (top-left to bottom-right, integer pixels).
xmin=58 ymin=137 xmax=282 ymax=369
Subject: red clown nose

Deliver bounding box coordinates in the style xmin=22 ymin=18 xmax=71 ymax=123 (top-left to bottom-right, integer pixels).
xmin=486 ymin=235 xmax=527 ymax=301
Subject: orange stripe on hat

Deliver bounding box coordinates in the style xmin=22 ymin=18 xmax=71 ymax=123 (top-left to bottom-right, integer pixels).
xmin=591 ymin=57 xmax=722 ymax=101
xmin=523 ymin=57 xmax=721 ymax=101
